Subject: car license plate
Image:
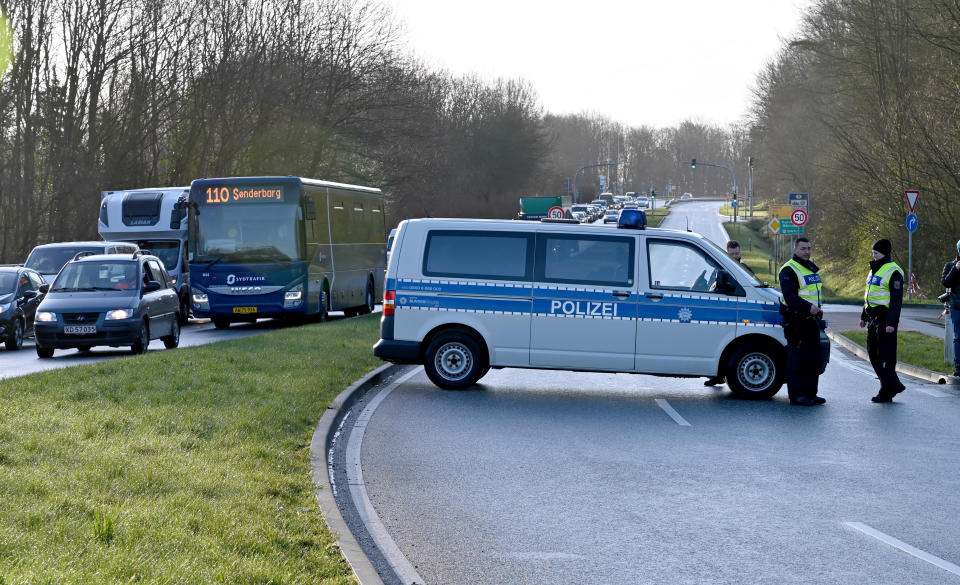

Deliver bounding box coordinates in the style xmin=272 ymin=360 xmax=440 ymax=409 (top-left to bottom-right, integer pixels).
xmin=233 ymin=306 xmax=257 ymax=314
xmin=64 ymin=325 xmax=97 ymax=335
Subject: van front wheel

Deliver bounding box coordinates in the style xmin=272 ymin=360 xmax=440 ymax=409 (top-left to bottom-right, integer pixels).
xmin=726 ymin=344 xmax=782 ymax=400
xmin=424 ymin=332 xmax=486 ymax=390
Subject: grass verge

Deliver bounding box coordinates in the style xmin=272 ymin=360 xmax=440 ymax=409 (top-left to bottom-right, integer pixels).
xmin=719 ymin=204 xmax=768 ymax=219
xmin=0 ymin=315 xmax=383 ymax=584
xmin=841 ymin=329 xmax=952 ymax=373
xmin=645 ymin=205 xmax=669 ymax=228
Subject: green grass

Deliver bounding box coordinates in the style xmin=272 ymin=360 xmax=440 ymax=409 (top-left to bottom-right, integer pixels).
xmin=645 ymin=206 xmax=669 ymax=228
xmin=718 ymin=204 xmax=768 ymax=219
xmin=723 ymin=221 xmax=778 ymax=285
xmin=0 ymin=315 xmax=383 ymax=584
xmin=842 ymin=329 xmax=953 ymax=373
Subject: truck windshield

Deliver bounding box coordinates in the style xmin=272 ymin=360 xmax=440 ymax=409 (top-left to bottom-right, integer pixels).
xmin=134 ymin=240 xmax=180 ymax=272
xmin=193 ymin=203 xmax=301 ymax=264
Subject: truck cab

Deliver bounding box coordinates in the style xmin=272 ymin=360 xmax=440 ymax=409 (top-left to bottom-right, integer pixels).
xmin=99 ymin=187 xmax=191 ymax=324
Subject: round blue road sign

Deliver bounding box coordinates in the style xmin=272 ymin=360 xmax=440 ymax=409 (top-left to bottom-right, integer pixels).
xmin=906 ymin=212 xmax=918 ymax=233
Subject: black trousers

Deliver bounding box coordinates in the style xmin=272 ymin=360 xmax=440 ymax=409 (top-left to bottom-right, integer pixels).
xmin=785 ymin=318 xmax=822 ymax=400
xmin=867 ymin=321 xmax=904 ymax=395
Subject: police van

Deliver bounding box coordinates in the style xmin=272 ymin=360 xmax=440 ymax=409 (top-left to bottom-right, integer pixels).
xmin=373 ymin=212 xmax=789 ymax=399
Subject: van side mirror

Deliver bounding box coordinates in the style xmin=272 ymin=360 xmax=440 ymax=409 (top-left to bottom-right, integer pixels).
xmin=715 ymin=270 xmax=741 ymax=295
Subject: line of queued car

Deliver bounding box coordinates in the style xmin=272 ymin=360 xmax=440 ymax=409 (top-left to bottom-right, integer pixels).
xmin=2 ymin=242 xmax=182 ymax=357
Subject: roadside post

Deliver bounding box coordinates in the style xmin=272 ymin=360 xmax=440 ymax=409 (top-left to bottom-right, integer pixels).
xmin=905 ymin=190 xmax=919 ymax=300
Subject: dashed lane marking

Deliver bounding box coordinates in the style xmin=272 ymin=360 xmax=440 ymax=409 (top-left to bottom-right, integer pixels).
xmin=655 ymin=399 xmax=691 ymax=426
xmin=845 ymin=522 xmax=960 ymax=577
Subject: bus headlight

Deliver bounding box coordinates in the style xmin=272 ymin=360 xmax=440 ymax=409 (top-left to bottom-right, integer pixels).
xmin=192 ymin=292 xmax=209 ymax=310
xmin=36 ymin=311 xmax=57 ymax=323
xmin=105 ymin=309 xmax=133 ymax=320
xmin=284 ymin=284 xmax=303 ymax=308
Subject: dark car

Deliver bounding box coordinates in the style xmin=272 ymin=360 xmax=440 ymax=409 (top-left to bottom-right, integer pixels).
xmin=34 ymin=251 xmax=181 ymax=357
xmin=0 ymin=266 xmax=47 ymax=350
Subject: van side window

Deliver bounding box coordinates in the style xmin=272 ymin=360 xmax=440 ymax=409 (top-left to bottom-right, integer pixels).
xmin=647 ymin=239 xmax=722 ymax=292
xmin=536 ymin=234 xmax=633 ymax=287
xmin=423 ymin=231 xmax=532 ymax=281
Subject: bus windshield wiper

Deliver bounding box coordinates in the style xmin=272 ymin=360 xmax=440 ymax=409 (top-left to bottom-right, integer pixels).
xmin=204 ymin=255 xmax=226 ymax=269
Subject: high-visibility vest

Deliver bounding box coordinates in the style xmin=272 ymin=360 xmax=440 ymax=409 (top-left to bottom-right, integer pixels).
xmin=864 ymin=261 xmax=904 ymax=308
xmin=780 ymin=259 xmax=823 ymax=307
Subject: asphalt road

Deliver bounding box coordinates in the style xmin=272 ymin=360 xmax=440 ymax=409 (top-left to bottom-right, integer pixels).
xmin=346 ymin=358 xmax=960 ymax=585
xmin=659 ymin=199 xmax=731 ymax=247
xmin=336 ymin=201 xmax=960 ymax=584
xmin=0 ymin=313 xmax=356 ymax=381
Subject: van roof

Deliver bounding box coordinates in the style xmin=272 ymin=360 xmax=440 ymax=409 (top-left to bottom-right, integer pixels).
xmin=30 ymin=241 xmax=135 ymax=249
xmin=400 ymin=217 xmax=701 ymax=238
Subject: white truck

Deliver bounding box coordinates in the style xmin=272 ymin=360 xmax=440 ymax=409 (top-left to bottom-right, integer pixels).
xmin=98 ymin=187 xmax=191 ymax=324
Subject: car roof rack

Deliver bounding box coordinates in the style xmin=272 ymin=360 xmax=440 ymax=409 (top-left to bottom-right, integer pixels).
xmin=132 ymin=249 xmax=149 ymax=259
xmin=72 ymin=251 xmax=97 ymax=261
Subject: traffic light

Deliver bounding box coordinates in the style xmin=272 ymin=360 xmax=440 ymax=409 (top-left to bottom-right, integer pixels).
xmin=691 ymin=158 xmax=696 ymax=169
xmin=732 ymin=192 xmax=737 ymax=200
xmin=651 ymin=189 xmax=656 ymax=197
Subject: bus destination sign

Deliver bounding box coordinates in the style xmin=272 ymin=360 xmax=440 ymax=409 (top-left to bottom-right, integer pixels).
xmin=204 ymin=185 xmax=285 ymax=204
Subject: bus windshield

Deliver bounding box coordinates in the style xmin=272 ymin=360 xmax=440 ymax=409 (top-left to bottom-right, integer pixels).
xmin=193 ymin=203 xmax=301 ymax=264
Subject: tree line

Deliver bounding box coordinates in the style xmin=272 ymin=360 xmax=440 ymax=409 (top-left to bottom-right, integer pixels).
xmin=1 ymin=0 xmax=955 ymax=297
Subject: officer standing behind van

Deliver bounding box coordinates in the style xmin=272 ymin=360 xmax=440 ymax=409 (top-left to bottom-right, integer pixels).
xmin=859 ymin=239 xmax=905 ymax=402
xmin=779 ymin=237 xmax=826 ymax=406
xmin=941 ymin=240 xmax=960 ymax=377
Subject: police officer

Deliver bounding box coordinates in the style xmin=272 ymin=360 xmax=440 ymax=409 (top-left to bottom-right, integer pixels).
xmin=941 ymin=240 xmax=960 ymax=377
xmin=779 ymin=237 xmax=826 ymax=406
xmin=859 ymin=239 xmax=905 ymax=402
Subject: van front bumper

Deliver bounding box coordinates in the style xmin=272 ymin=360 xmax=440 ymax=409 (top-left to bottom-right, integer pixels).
xmin=373 ymin=339 xmax=421 ymax=364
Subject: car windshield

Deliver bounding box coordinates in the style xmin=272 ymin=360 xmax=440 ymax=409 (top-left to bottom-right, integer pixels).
xmin=52 ymin=261 xmax=138 ymax=292
xmin=25 ymin=247 xmax=101 ymax=275
xmin=0 ymin=273 xmax=17 ymax=294
xmin=134 ymin=240 xmax=180 ymax=271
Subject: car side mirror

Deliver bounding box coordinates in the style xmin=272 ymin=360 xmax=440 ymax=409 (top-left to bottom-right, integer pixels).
xmin=39 ymin=284 xmax=49 ymax=293
xmin=142 ymin=281 xmax=162 ymax=294
xmin=22 ymin=290 xmax=39 ymax=299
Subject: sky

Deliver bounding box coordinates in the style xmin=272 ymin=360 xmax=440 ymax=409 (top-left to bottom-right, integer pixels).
xmin=382 ymin=0 xmax=814 ymax=129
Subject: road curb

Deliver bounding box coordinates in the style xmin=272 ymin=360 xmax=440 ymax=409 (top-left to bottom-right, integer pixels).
xmin=827 ymin=331 xmax=958 ymax=386
xmin=310 ymin=363 xmax=403 ymax=585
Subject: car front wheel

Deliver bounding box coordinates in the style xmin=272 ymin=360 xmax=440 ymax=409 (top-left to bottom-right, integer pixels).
xmin=130 ymin=321 xmax=149 ymax=354
xmin=36 ymin=345 xmax=54 ymax=358
xmin=423 ymin=331 xmax=487 ymax=390
xmin=5 ymin=319 xmax=23 ymax=351
xmin=726 ymin=344 xmax=783 ymax=400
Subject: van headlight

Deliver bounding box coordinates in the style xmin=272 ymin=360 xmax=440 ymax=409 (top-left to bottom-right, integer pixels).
xmin=36 ymin=311 xmax=56 ymax=323
xmin=105 ymin=309 xmax=133 ymax=320
xmin=284 ymin=284 xmax=303 ymax=308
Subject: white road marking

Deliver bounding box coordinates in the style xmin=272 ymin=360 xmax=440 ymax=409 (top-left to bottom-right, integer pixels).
xmin=845 ymin=522 xmax=960 ymax=577
xmin=345 ymin=367 xmax=425 ymax=585
xmin=655 ymin=399 xmax=691 ymax=426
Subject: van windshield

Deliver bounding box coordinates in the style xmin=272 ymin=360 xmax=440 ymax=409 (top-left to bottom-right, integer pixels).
xmin=133 ymin=240 xmax=180 ymax=271
xmin=25 ymin=247 xmax=101 ymax=275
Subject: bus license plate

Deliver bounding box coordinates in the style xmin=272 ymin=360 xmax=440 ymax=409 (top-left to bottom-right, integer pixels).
xmin=64 ymin=325 xmax=97 ymax=335
xmin=233 ymin=307 xmax=257 ymax=314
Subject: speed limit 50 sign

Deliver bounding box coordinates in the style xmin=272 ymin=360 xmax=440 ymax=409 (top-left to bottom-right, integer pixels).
xmin=791 ymin=209 xmax=808 ymax=226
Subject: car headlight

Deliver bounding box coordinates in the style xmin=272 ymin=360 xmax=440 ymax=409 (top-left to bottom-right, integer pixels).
xmin=284 ymin=284 xmax=303 ymax=301
xmin=36 ymin=311 xmax=56 ymax=323
xmin=105 ymin=309 xmax=133 ymax=320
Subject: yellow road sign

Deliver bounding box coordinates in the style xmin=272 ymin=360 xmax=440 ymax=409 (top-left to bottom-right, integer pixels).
xmin=770 ymin=205 xmax=794 ymax=219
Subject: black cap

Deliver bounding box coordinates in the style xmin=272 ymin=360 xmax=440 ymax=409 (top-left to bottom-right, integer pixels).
xmin=873 ymin=238 xmax=892 ymax=256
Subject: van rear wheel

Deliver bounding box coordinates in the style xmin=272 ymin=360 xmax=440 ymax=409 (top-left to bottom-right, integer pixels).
xmin=726 ymin=344 xmax=782 ymax=400
xmin=424 ymin=332 xmax=487 ymax=390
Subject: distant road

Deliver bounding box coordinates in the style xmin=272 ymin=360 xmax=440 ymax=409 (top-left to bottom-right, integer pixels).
xmin=659 ymin=200 xmax=729 ymax=247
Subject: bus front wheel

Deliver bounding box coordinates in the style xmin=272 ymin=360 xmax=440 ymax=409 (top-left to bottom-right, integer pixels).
xmin=213 ymin=318 xmax=231 ymax=329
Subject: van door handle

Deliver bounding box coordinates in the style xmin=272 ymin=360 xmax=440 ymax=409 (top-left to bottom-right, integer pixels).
xmin=645 ymin=293 xmax=664 ymax=300
xmin=611 ymin=292 xmax=631 ymax=299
